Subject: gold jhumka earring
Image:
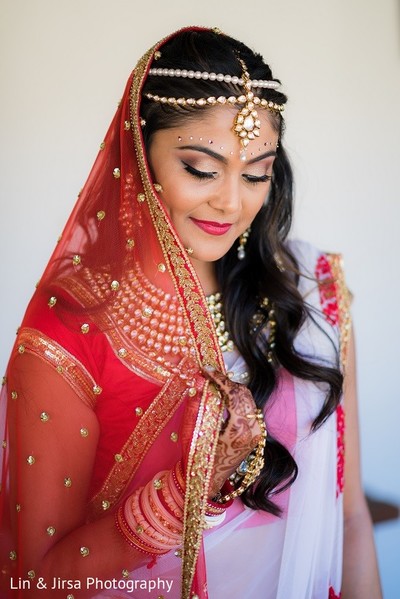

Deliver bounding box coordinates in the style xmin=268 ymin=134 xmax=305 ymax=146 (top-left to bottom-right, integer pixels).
xmin=237 ymin=228 xmax=250 ymax=260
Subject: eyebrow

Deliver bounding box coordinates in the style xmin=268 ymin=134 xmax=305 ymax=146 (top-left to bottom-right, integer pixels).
xmin=176 ymin=144 xmax=276 ymax=165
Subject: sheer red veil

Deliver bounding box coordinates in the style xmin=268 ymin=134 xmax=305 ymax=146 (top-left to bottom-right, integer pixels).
xmin=1 ymin=26 xmax=227 ymax=598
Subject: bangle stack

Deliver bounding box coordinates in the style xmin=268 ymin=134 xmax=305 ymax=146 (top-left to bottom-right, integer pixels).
xmin=116 ymin=462 xmax=184 ymax=555
xmin=115 ymin=409 xmax=266 ymax=549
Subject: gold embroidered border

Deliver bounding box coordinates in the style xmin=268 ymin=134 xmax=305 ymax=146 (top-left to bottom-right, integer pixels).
xmin=88 ymin=373 xmax=189 ymax=519
xmin=181 ymin=381 xmax=224 ymax=599
xmin=16 ymin=328 xmax=97 ymax=409
xmin=326 ymin=254 xmax=352 ymax=372
xmin=130 ymin=36 xmax=227 ymax=596
xmin=130 ymin=40 xmax=225 ymax=373
xmin=129 ymin=32 xmax=229 ymax=596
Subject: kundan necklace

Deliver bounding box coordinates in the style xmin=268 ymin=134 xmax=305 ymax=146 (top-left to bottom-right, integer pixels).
xmin=205 ymin=292 xmax=276 ymax=362
xmin=205 ymin=292 xmax=234 ymax=352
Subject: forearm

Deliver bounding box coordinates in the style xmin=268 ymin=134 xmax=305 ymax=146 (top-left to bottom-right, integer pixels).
xmin=15 ymin=512 xmax=149 ymax=599
xmin=342 ymin=498 xmax=382 ymax=599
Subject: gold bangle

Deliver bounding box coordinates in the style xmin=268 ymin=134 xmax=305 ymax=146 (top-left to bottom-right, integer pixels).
xmin=217 ymin=409 xmax=267 ymax=503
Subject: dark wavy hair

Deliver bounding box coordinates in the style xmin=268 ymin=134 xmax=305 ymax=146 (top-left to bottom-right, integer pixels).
xmin=141 ymin=29 xmax=343 ymax=515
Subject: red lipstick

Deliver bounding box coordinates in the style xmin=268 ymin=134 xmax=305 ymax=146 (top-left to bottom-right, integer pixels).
xmin=190 ymin=217 xmax=232 ymax=236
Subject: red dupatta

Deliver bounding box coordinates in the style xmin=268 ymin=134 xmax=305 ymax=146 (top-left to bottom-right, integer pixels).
xmin=0 ymin=27 xmax=226 ymax=598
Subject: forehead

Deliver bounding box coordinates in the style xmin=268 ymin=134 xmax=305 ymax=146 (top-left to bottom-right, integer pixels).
xmin=152 ymin=106 xmax=279 ymax=149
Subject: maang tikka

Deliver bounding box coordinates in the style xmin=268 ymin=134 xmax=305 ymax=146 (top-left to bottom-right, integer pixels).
xmin=234 ymin=59 xmax=263 ymax=161
xmin=145 ymin=58 xmax=284 ymax=160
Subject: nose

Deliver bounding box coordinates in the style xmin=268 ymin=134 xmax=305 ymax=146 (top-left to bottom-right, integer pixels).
xmin=208 ymin=176 xmax=242 ymax=215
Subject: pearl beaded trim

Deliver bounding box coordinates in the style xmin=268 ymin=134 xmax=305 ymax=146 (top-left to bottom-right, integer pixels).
xmin=89 ymin=266 xmax=276 ymax=369
xmin=148 ymin=68 xmax=280 ymax=90
xmin=109 ymin=267 xmax=194 ymax=367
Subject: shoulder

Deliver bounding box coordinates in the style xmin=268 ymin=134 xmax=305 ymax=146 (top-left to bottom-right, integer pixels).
xmin=286 ymin=238 xmax=346 ymax=300
xmin=286 ymin=239 xmax=351 ymax=370
xmin=286 ymin=238 xmax=322 ymax=269
xmin=286 ymin=237 xmax=342 ymax=276
xmin=12 ymin=284 xmax=106 ymax=407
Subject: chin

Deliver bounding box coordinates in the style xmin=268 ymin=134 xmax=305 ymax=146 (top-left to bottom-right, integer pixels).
xmin=189 ymin=246 xmax=234 ymax=263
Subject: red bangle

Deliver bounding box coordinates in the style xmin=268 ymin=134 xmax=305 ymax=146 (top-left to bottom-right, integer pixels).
xmin=208 ymin=480 xmax=235 ymax=511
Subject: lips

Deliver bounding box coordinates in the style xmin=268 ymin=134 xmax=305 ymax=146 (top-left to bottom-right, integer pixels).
xmin=190 ymin=217 xmax=233 ymax=236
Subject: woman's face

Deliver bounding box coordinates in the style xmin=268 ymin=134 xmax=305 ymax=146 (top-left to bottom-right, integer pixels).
xmin=148 ymin=106 xmax=279 ymax=269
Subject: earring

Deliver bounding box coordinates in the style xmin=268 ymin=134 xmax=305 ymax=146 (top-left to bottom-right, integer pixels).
xmin=237 ymin=228 xmax=250 ymax=260
xmin=274 ymin=252 xmax=285 ymax=272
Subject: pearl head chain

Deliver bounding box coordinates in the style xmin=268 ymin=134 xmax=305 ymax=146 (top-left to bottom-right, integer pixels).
xmin=148 ymin=68 xmax=280 ymax=90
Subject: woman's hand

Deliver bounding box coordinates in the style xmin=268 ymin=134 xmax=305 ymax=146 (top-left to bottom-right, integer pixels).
xmin=203 ymin=369 xmax=263 ymax=498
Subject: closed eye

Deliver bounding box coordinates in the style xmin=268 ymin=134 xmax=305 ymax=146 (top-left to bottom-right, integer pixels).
xmin=243 ymin=174 xmax=272 ymax=184
xmin=182 ymin=162 xmax=217 ymax=180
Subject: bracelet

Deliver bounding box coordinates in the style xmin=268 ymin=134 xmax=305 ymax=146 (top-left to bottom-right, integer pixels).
xmin=215 ymin=409 xmax=267 ymax=504
xmin=172 ymin=460 xmax=185 ymax=493
xmin=116 ymin=504 xmax=167 ymax=556
xmin=204 ymin=510 xmax=227 ymax=529
xmin=206 ymin=502 xmax=226 ymax=516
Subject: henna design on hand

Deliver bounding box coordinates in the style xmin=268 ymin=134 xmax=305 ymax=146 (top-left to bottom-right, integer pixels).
xmin=203 ymin=369 xmax=263 ymax=497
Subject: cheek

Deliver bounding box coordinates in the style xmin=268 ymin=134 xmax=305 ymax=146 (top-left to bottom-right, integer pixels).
xmin=161 ymin=179 xmax=207 ymax=217
xmin=245 ymin=188 xmax=269 ymax=221
xmin=158 ymin=186 xmax=190 ymax=220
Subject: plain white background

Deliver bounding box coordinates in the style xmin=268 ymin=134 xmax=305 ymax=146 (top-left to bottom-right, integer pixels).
xmin=1 ymin=0 xmax=399 ymax=595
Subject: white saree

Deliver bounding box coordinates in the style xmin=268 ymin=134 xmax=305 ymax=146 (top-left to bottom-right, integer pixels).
xmin=99 ymin=240 xmax=347 ymax=599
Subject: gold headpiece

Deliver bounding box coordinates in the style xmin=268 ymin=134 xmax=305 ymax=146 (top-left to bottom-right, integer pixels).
xmin=145 ymin=60 xmax=284 ymax=159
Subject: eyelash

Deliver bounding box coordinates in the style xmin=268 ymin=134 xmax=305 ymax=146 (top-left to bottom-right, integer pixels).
xmin=183 ymin=162 xmax=216 ymax=180
xmin=245 ymin=174 xmax=272 ymax=185
xmin=182 ymin=162 xmax=272 ymax=184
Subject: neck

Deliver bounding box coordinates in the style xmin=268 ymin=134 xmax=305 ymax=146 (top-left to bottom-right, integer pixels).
xmin=189 ymin=257 xmax=219 ymax=296
xmin=138 ymin=242 xmax=219 ymax=296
